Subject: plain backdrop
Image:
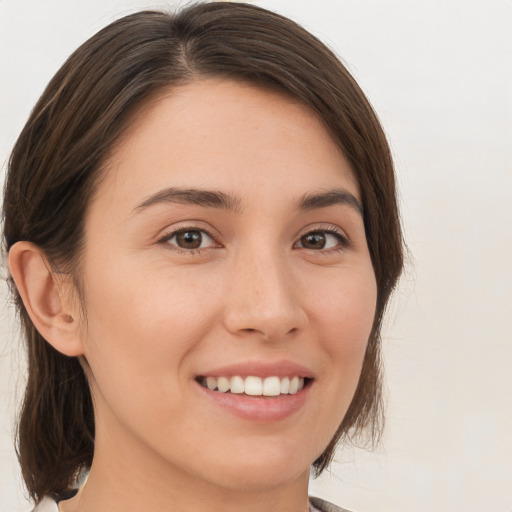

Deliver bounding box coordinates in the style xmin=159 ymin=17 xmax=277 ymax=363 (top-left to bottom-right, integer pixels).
xmin=1 ymin=1 xmax=511 ymax=511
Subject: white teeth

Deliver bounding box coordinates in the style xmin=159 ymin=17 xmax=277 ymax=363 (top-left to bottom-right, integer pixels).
xmin=244 ymin=376 xmax=263 ymax=396
xmin=289 ymin=376 xmax=299 ymax=395
xmin=230 ymin=376 xmax=245 ymax=394
xmin=200 ymin=375 xmax=308 ymax=396
xmin=263 ymin=376 xmax=281 ymax=396
xmin=217 ymin=376 xmax=230 ymax=393
xmin=206 ymin=376 xmax=217 ymax=390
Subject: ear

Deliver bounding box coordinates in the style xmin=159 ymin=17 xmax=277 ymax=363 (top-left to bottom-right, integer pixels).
xmin=8 ymin=241 xmax=84 ymax=357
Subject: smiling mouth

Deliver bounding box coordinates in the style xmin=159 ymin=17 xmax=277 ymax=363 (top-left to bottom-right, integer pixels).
xmin=196 ymin=375 xmax=311 ymax=397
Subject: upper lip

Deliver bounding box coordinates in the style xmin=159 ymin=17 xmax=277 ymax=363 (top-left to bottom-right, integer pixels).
xmin=196 ymin=360 xmax=315 ymax=379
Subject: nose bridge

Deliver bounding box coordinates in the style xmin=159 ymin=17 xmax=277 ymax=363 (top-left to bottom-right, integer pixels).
xmin=223 ymin=241 xmax=305 ymax=341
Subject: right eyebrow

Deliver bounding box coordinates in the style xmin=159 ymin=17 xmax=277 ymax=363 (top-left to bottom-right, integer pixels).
xmin=132 ymin=187 xmax=242 ymax=215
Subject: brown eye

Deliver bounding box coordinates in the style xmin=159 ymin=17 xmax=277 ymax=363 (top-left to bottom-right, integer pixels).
xmin=176 ymin=230 xmax=203 ymax=249
xmin=300 ymin=232 xmax=327 ymax=249
xmin=163 ymin=228 xmax=216 ymax=252
xmin=295 ymin=229 xmax=347 ymax=251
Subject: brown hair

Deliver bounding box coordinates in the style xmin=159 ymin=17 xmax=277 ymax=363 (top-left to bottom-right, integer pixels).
xmin=2 ymin=2 xmax=403 ymax=502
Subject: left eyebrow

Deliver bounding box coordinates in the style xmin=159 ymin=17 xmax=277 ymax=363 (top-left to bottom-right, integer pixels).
xmin=296 ymin=189 xmax=364 ymax=217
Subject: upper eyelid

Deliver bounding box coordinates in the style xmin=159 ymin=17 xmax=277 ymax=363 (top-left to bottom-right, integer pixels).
xmin=160 ymin=222 xmax=347 ymax=238
xmin=290 ymin=221 xmax=353 ymax=255
xmin=165 ymin=228 xmax=215 ymax=241
xmin=158 ymin=229 xmax=218 ymax=254
xmin=294 ymin=227 xmax=350 ymax=249
xmin=158 ymin=222 xmax=219 ymax=242
xmin=295 ymin=223 xmax=349 ymax=240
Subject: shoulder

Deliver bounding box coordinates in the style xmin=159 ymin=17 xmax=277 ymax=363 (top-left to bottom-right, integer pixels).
xmin=309 ymin=496 xmax=354 ymax=512
xmin=31 ymin=496 xmax=59 ymax=512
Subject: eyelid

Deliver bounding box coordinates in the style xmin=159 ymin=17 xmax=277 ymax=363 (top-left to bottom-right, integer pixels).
xmin=294 ymin=223 xmax=351 ymax=251
xmin=158 ymin=223 xmax=221 ymax=252
xmin=157 ymin=221 xmax=351 ymax=254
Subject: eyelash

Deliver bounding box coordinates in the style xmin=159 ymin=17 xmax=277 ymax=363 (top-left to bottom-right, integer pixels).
xmin=158 ymin=224 xmax=351 ymax=255
xmin=158 ymin=226 xmax=219 ymax=254
xmin=297 ymin=225 xmax=351 ymax=253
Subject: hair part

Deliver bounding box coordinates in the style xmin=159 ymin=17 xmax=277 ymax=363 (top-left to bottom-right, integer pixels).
xmin=2 ymin=2 xmax=403 ymax=500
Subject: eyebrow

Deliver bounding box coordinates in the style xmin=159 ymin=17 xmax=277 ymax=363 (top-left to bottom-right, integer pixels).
xmin=133 ymin=186 xmax=363 ymax=217
xmin=134 ymin=187 xmax=242 ymax=214
xmin=296 ymin=188 xmax=363 ymax=217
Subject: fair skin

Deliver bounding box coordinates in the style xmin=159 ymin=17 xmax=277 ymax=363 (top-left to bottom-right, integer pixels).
xmin=10 ymin=80 xmax=377 ymax=512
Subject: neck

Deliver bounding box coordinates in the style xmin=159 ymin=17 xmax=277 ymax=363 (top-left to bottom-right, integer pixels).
xmin=59 ymin=412 xmax=311 ymax=512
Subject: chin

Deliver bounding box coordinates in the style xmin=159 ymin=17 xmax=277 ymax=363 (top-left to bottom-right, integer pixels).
xmin=192 ymin=444 xmax=313 ymax=492
xmin=208 ymin=466 xmax=307 ymax=492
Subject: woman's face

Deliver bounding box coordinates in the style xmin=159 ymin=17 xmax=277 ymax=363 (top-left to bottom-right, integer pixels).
xmin=78 ymin=79 xmax=377 ymax=491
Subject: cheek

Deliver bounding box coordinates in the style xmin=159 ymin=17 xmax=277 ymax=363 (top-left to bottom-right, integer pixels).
xmin=84 ymin=259 xmax=217 ymax=341
xmin=306 ymin=266 xmax=377 ymax=403
xmin=309 ymin=266 xmax=377 ymax=349
xmin=78 ymin=267 xmax=226 ymax=450
xmin=292 ymin=266 xmax=377 ymax=455
xmin=79 ymin=262 xmax=221 ymax=401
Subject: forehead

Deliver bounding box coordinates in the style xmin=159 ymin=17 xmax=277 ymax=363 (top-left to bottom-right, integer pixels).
xmin=96 ymin=79 xmax=360 ymax=212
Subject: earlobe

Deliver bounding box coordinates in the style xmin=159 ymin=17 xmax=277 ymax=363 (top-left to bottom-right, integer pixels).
xmin=8 ymin=241 xmax=84 ymax=357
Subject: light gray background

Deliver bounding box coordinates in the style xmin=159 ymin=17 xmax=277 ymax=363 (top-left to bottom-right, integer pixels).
xmin=1 ymin=1 xmax=511 ymax=511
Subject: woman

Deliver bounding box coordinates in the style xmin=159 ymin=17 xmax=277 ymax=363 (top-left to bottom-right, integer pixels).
xmin=2 ymin=3 xmax=403 ymax=511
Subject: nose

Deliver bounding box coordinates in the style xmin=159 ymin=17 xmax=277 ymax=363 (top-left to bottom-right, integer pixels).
xmin=222 ymin=248 xmax=307 ymax=342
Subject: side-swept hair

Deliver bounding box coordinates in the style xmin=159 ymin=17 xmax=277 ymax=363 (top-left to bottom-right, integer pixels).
xmin=2 ymin=2 xmax=403 ymax=502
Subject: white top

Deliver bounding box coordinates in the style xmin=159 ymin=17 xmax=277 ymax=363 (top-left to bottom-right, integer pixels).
xmin=32 ymin=496 xmax=58 ymax=512
xmin=32 ymin=495 xmax=351 ymax=512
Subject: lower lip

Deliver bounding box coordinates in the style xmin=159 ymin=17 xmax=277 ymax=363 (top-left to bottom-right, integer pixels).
xmin=195 ymin=380 xmax=312 ymax=422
